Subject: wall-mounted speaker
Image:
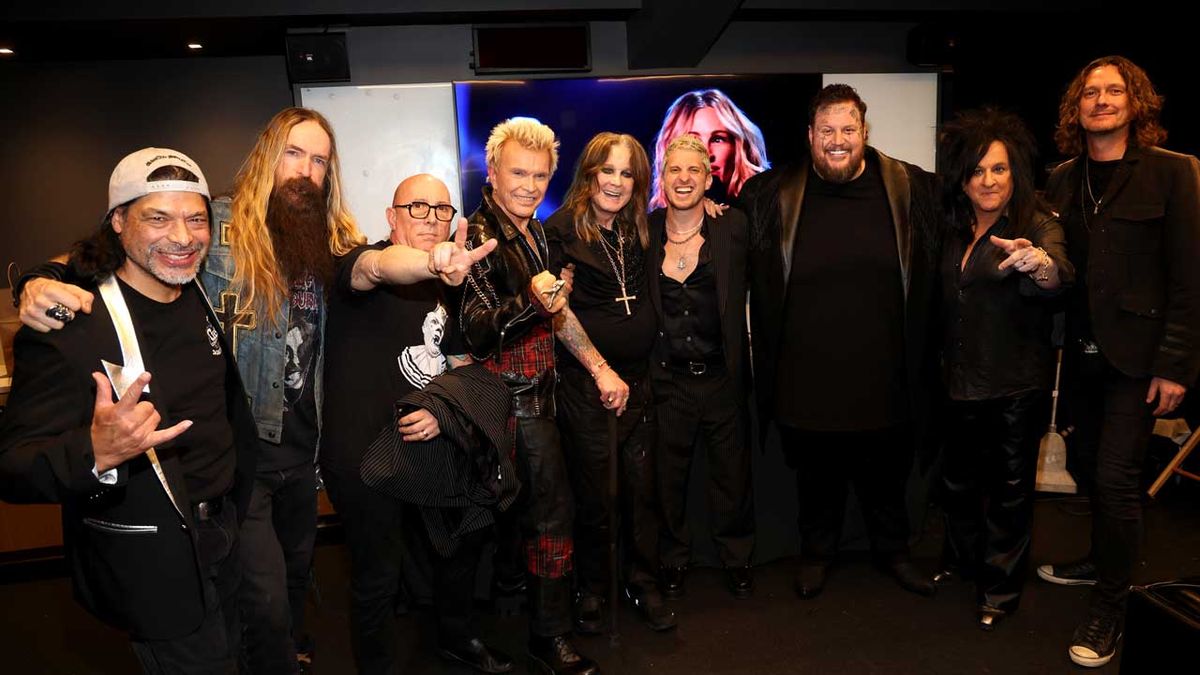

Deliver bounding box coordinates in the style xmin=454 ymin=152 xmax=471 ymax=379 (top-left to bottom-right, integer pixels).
xmin=286 ymin=33 xmax=351 ymax=84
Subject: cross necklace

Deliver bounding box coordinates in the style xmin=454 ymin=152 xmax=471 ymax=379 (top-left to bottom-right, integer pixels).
xmin=598 ymin=224 xmax=636 ymax=315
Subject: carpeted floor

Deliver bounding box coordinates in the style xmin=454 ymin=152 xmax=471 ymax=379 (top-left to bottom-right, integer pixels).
xmin=2 ymin=483 xmax=1197 ymax=674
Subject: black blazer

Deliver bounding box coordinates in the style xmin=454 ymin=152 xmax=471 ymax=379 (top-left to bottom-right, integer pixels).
xmin=1046 ymin=145 xmax=1200 ymax=387
xmin=740 ymin=148 xmax=941 ymax=453
xmin=0 ymin=279 xmax=258 ymax=640
xmin=646 ymin=207 xmax=751 ymax=389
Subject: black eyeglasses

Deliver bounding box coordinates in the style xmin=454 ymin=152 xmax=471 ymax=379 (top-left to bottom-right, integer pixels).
xmin=392 ymin=201 xmax=458 ymax=222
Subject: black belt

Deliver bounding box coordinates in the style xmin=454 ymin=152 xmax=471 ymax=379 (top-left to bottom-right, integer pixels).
xmin=193 ymin=496 xmax=228 ymax=522
xmin=667 ymin=354 xmax=725 ymax=376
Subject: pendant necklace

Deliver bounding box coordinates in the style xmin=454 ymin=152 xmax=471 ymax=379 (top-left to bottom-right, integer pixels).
xmin=598 ymin=224 xmax=636 ymax=315
xmin=666 ymin=221 xmax=703 ymax=271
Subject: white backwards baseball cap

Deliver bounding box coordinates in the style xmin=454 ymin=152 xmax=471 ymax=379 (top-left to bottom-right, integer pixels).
xmin=107 ymin=147 xmax=210 ymax=211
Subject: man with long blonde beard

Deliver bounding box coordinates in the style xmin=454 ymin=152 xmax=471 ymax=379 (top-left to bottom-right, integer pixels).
xmin=16 ymin=108 xmax=489 ymax=674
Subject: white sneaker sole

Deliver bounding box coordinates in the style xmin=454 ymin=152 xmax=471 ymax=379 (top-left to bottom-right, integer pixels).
xmin=1069 ymin=643 xmax=1116 ymax=668
xmin=1037 ymin=564 xmax=1097 ymax=586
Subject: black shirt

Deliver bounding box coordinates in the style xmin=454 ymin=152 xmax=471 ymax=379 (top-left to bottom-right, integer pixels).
xmin=775 ymin=156 xmax=907 ymax=431
xmin=119 ymin=277 xmax=235 ymax=502
xmin=1064 ymin=158 xmax=1120 ymax=344
xmin=260 ymin=274 xmax=322 ymax=472
xmin=940 ymin=214 xmax=1069 ymax=401
xmin=321 ymin=241 xmax=464 ymax=478
xmin=658 ymin=222 xmax=723 ymax=363
xmin=544 ymin=209 xmax=656 ymax=373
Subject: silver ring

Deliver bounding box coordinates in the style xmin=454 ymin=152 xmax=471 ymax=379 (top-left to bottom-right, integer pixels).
xmin=45 ymin=303 xmax=74 ymax=323
xmin=420 ymin=430 xmax=427 ymax=438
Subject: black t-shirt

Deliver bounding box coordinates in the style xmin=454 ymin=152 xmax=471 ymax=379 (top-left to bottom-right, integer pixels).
xmin=775 ymin=156 xmax=907 ymax=431
xmin=544 ymin=208 xmax=656 ymax=373
xmin=321 ymin=242 xmax=464 ymax=478
xmin=118 ymin=277 xmax=235 ymax=502
xmin=1064 ymin=158 xmax=1120 ymax=344
xmin=261 ymin=274 xmax=322 ymax=472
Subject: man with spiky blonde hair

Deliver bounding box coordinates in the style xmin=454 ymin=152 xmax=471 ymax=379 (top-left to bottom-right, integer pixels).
xmin=459 ymin=117 xmax=599 ymax=675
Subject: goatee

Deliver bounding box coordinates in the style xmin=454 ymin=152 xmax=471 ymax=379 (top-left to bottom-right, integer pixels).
xmin=267 ymin=177 xmax=334 ymax=288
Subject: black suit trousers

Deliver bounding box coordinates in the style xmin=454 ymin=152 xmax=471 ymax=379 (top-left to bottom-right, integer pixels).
xmin=654 ymin=367 xmax=754 ymax=568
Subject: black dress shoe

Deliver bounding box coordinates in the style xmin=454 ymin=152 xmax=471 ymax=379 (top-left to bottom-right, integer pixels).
xmin=977 ymin=605 xmax=1006 ymax=631
xmin=884 ymin=560 xmax=936 ymax=597
xmin=661 ymin=565 xmax=688 ymax=598
xmin=439 ymin=638 xmax=515 ymax=674
xmin=625 ymin=587 xmax=677 ymax=632
xmin=527 ymin=635 xmax=599 ymax=675
xmin=726 ymin=566 xmax=753 ymax=599
xmin=573 ymin=592 xmax=605 ymax=635
xmin=794 ymin=562 xmax=829 ymax=599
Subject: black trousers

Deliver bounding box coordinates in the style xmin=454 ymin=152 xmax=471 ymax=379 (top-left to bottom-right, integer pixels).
xmin=940 ymin=391 xmax=1048 ymax=611
xmin=654 ymin=366 xmax=754 ymax=568
xmin=1065 ymin=357 xmax=1156 ymax=617
xmin=780 ymin=425 xmax=912 ymax=563
xmin=322 ymin=466 xmax=484 ymax=675
xmin=130 ymin=496 xmax=241 ymax=675
xmin=238 ymin=462 xmax=317 ymax=674
xmin=557 ymin=365 xmax=662 ymax=596
xmin=508 ymin=414 xmax=577 ymax=637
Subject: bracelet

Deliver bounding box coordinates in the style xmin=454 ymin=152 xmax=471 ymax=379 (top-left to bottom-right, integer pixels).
xmin=1031 ymin=247 xmax=1051 ymax=282
xmin=591 ymin=360 xmax=609 ymax=378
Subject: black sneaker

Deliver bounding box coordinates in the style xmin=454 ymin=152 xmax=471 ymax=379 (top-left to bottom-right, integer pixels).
xmin=1037 ymin=558 xmax=1097 ymax=586
xmin=1069 ymin=612 xmax=1122 ymax=667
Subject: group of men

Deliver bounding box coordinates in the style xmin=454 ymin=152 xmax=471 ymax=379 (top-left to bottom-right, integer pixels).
xmin=1 ymin=52 xmax=1197 ymax=674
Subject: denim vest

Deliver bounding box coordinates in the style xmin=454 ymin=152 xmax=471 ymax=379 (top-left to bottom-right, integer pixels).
xmin=200 ymin=197 xmax=325 ymax=453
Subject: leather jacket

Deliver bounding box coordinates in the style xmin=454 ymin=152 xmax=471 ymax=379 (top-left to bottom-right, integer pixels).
xmin=458 ymin=186 xmax=556 ymax=362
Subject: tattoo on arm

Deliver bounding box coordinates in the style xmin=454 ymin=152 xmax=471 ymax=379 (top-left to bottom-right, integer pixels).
xmin=554 ymin=308 xmax=604 ymax=372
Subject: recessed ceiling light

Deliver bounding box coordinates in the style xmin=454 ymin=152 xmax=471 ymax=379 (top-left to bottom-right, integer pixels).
xmin=187 ymin=43 xmax=203 ymax=50
xmin=0 ymin=48 xmax=14 ymax=55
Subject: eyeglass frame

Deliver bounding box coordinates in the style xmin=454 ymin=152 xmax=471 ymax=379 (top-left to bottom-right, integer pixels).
xmin=391 ymin=201 xmax=458 ymax=222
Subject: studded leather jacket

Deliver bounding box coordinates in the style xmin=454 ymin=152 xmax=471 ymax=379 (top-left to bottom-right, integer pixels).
xmin=458 ymin=187 xmax=558 ymax=417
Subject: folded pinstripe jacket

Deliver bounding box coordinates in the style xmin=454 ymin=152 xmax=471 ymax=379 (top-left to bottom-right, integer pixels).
xmin=360 ymin=363 xmax=519 ymax=556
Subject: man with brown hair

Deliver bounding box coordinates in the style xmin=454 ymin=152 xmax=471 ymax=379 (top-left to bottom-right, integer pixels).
xmin=740 ymin=84 xmax=940 ymax=601
xmin=1037 ymin=55 xmax=1200 ymax=668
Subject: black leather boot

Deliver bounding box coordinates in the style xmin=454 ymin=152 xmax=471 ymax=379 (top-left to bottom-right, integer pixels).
xmin=528 ymin=577 xmax=599 ymax=674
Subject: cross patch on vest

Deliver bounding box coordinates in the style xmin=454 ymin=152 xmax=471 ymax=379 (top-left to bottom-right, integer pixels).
xmin=212 ymin=289 xmax=256 ymax=353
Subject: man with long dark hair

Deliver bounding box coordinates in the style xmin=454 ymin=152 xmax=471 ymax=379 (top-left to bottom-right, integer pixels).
xmin=16 ymin=109 xmax=488 ymax=674
xmin=1037 ymin=55 xmax=1200 ymax=668
xmin=0 ymin=149 xmax=259 ymax=673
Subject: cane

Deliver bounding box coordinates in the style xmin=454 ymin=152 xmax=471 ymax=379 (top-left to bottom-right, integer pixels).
xmin=607 ymin=409 xmax=620 ymax=641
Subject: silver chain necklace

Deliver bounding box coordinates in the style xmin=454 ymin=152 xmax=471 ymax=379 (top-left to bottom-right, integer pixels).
xmin=666 ymin=220 xmax=703 ymax=271
xmin=1084 ymin=160 xmax=1103 ymax=215
xmin=598 ymin=224 xmax=636 ymax=315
